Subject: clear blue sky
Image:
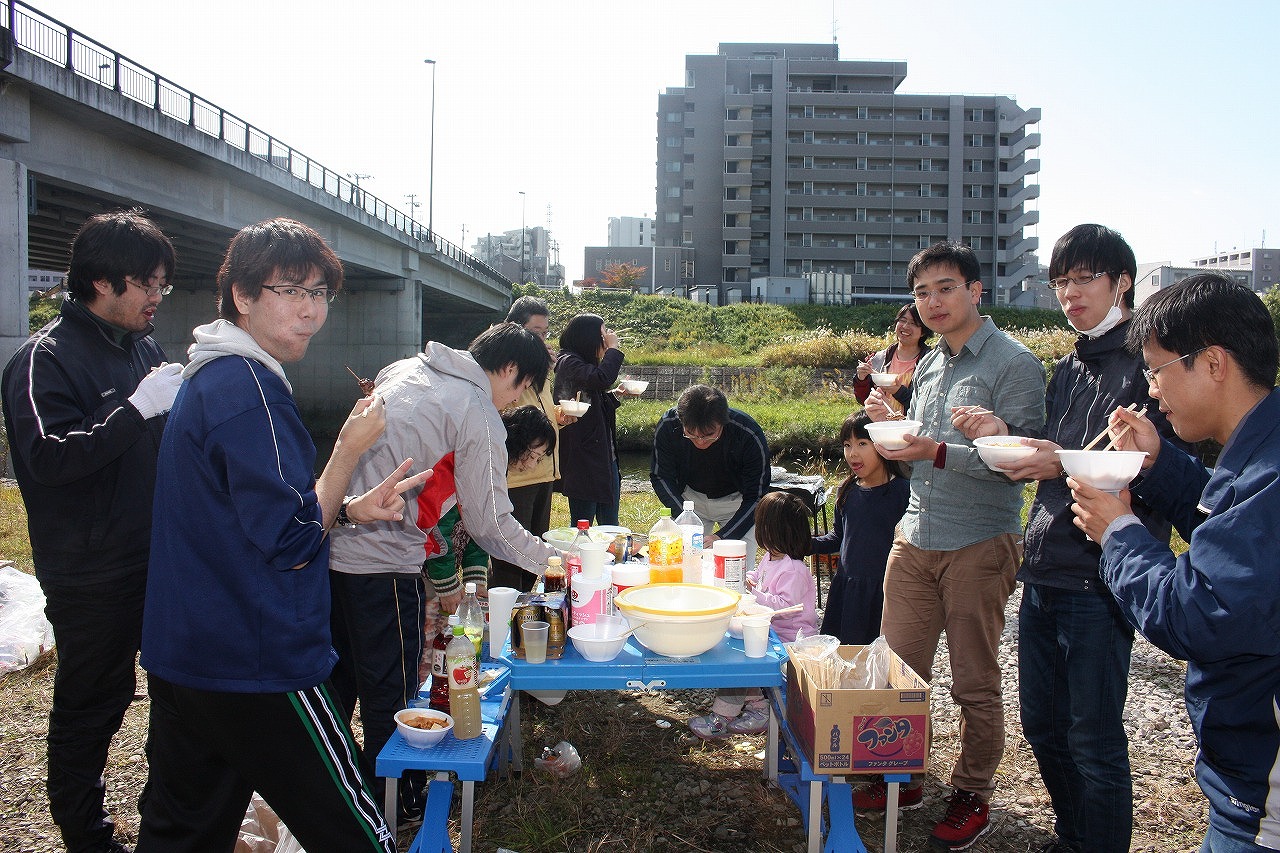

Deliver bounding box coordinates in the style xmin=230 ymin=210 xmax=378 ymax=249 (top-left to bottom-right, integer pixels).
xmin=29 ymin=0 xmax=1280 ymax=283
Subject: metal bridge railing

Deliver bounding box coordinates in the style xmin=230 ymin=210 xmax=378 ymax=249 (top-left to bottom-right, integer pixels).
xmin=3 ymin=0 xmax=510 ymax=292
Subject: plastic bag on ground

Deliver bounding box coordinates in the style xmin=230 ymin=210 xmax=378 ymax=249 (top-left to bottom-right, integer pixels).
xmin=0 ymin=564 xmax=55 ymax=674
xmin=236 ymin=793 xmax=305 ymax=853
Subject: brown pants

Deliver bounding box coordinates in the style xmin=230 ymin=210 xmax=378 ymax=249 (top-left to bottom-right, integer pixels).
xmin=880 ymin=533 xmax=1021 ymax=798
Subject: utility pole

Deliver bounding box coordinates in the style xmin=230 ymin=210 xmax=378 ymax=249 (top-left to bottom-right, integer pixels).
xmin=404 ymin=194 xmax=421 ymax=238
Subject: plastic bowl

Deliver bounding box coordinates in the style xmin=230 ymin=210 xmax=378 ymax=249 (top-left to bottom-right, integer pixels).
xmin=1056 ymin=450 xmax=1148 ymax=493
xmin=567 ymin=617 xmax=630 ymax=662
xmin=619 ymin=379 xmax=649 ymax=394
xmin=558 ymin=400 xmax=591 ymax=417
xmin=973 ymin=436 xmax=1037 ymax=470
xmin=870 ymin=372 xmax=897 ymax=387
xmin=614 ymin=583 xmax=739 ymax=657
xmin=394 ymin=708 xmax=453 ymax=748
xmin=864 ymin=419 xmax=923 ymax=450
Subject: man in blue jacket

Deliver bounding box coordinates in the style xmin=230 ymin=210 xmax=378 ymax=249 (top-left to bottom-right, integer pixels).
xmin=1071 ymin=273 xmax=1280 ymax=852
xmin=3 ymin=210 xmax=181 ymax=853
xmin=650 ymin=384 xmax=770 ymax=567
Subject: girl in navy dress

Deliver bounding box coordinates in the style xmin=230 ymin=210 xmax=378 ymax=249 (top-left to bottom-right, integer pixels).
xmin=812 ymin=412 xmax=910 ymax=644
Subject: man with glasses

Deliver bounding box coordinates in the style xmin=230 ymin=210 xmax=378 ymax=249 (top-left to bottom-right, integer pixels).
xmin=138 ymin=218 xmax=424 ymax=852
xmin=956 ymin=225 xmax=1180 ymax=852
xmin=3 ymin=209 xmax=182 ymax=853
xmin=491 ymin=295 xmax=568 ymax=591
xmin=863 ymin=241 xmax=1045 ymax=850
xmin=1070 ymin=274 xmax=1280 ymax=853
xmin=651 ymin=384 xmax=770 ymax=568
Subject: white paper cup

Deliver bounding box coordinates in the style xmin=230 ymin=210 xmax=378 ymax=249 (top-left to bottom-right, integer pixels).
xmin=578 ymin=542 xmax=607 ymax=578
xmin=523 ymin=620 xmax=549 ymax=664
xmin=486 ymin=587 xmax=520 ymax=659
xmin=741 ymin=614 xmax=771 ymax=658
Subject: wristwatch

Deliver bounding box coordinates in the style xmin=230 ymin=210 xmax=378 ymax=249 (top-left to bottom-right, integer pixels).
xmin=335 ymin=496 xmax=359 ymax=528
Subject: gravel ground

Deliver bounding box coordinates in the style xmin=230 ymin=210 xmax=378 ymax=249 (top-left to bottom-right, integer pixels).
xmin=0 ymin=584 xmax=1206 ymax=852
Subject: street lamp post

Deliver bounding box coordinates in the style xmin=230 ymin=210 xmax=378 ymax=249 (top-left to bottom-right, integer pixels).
xmin=519 ymin=191 xmax=527 ymax=285
xmin=423 ymin=59 xmax=437 ymax=236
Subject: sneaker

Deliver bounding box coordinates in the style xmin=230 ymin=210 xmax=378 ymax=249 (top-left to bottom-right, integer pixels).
xmin=727 ymin=705 xmax=771 ymax=734
xmin=929 ymin=789 xmax=991 ymax=851
xmin=852 ymin=778 xmax=924 ymax=812
xmin=688 ymin=712 xmax=732 ymax=739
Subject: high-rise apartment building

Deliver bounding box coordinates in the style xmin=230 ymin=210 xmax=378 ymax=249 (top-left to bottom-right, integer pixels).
xmin=656 ymin=43 xmax=1042 ymax=304
xmin=1191 ymin=245 xmax=1277 ymax=292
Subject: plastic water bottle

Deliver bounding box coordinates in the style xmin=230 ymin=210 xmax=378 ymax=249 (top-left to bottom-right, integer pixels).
xmin=675 ymin=500 xmax=704 ymax=584
xmin=428 ymin=615 xmax=456 ymax=713
xmin=457 ymin=582 xmax=484 ymax=658
xmin=446 ymin=621 xmax=482 ymax=740
xmin=647 ymin=511 xmax=683 ymax=584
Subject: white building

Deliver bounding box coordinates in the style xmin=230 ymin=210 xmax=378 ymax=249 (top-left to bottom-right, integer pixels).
xmin=607 ymin=216 xmax=655 ymax=247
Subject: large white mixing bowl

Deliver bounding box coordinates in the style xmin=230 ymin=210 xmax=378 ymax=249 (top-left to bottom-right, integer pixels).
xmin=613 ymin=583 xmax=739 ymax=657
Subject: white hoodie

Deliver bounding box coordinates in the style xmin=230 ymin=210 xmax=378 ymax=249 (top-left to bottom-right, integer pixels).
xmin=328 ymin=342 xmax=559 ymax=579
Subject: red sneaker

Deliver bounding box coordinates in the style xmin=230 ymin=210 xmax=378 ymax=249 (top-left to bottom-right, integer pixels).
xmin=852 ymin=778 xmax=924 ymax=812
xmin=930 ymin=789 xmax=991 ymax=851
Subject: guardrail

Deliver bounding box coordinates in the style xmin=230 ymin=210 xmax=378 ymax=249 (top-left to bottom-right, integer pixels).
xmin=3 ymin=0 xmax=510 ymax=292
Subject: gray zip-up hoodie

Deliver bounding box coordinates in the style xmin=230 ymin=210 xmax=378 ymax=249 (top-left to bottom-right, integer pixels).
xmin=328 ymin=342 xmax=559 ymax=579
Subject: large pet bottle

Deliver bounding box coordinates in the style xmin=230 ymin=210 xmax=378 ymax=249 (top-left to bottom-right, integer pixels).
xmin=647 ymin=511 xmax=683 ymax=584
xmin=675 ymin=500 xmax=704 ymax=584
xmin=446 ymin=621 xmax=482 ymax=740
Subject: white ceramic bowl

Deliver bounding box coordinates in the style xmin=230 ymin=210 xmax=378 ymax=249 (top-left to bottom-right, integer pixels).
xmin=394 ymin=708 xmax=454 ymax=748
xmin=870 ymin=372 xmax=897 ymax=387
xmin=973 ymin=436 xmax=1037 ymax=470
xmin=619 ymin=379 xmax=649 ymax=394
xmin=567 ymin=616 xmax=630 ymax=662
xmin=614 ymin=583 xmax=740 ymax=657
xmin=864 ymin=419 xmax=923 ymax=450
xmin=558 ymin=399 xmax=591 ymax=417
xmin=1056 ymin=449 xmax=1148 ymax=492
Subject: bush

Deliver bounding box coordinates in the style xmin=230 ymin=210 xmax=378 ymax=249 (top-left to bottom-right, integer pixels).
xmin=28 ymin=294 xmax=60 ymax=333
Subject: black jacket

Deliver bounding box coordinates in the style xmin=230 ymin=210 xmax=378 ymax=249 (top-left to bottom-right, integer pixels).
xmin=553 ymin=348 xmax=624 ymax=504
xmin=1018 ymin=320 xmax=1180 ymax=591
xmin=650 ymin=407 xmax=771 ymax=541
xmin=2 ymin=299 xmax=167 ymax=583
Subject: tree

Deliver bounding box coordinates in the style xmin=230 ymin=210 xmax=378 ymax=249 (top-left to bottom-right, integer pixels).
xmin=599 ymin=261 xmax=648 ymax=292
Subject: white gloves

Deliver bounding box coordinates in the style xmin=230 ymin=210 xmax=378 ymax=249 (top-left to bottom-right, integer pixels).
xmin=128 ymin=362 xmax=184 ymax=419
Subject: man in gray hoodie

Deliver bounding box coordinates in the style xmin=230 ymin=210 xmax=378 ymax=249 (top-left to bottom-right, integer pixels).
xmin=328 ymin=323 xmax=561 ymax=818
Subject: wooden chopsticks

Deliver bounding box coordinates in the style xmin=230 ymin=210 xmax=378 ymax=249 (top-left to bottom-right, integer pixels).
xmin=1082 ymin=403 xmax=1146 ymax=451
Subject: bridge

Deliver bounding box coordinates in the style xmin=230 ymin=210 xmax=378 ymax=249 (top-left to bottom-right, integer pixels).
xmin=0 ymin=1 xmax=513 ymax=424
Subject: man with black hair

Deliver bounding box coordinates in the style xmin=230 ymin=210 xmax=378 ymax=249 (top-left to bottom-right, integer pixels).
xmin=650 ymin=383 xmax=770 ymax=567
xmin=1071 ymin=273 xmax=1280 ymax=852
xmin=865 ymin=241 xmax=1045 ymax=850
xmin=327 ymin=323 xmax=561 ymax=819
xmin=491 ymin=295 xmax=567 ymax=591
xmin=3 ymin=209 xmax=180 ymax=853
xmin=960 ymin=225 xmax=1180 ymax=853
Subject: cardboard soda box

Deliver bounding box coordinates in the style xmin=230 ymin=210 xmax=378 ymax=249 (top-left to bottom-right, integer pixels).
xmin=785 ymin=644 xmax=930 ymax=775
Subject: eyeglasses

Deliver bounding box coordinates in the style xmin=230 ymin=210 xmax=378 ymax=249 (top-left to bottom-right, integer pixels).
xmin=261 ymin=284 xmax=336 ymax=304
xmin=516 ymin=447 xmax=552 ymax=466
xmin=682 ymin=424 xmax=724 ymax=444
xmin=127 ymin=276 xmax=173 ymax=298
xmin=912 ymin=282 xmax=971 ymax=302
xmin=1046 ymin=271 xmax=1108 ymax=291
xmin=1142 ymin=346 xmax=1210 ymax=385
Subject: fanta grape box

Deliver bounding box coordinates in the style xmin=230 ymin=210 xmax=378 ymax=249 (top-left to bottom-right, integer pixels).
xmin=785 ymin=644 xmax=930 ymax=776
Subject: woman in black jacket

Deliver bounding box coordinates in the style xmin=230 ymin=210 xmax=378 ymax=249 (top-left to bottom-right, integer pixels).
xmin=553 ymin=314 xmax=627 ymax=525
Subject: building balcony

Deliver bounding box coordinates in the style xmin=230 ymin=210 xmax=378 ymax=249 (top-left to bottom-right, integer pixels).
xmin=998 ymin=183 xmax=1041 ymax=210
xmin=998 ymin=208 xmax=1040 ymax=231
xmin=999 ymin=133 xmax=1041 ymax=160
xmin=999 ymin=256 xmax=1040 ymax=287
xmin=723 ymin=171 xmax=752 ymax=188
xmin=723 ymin=253 xmax=751 ymax=269
xmin=724 ymin=145 xmax=754 ymax=160
xmin=996 ymin=237 xmax=1039 ymax=264
xmin=724 ymin=119 xmax=753 ymax=134
xmin=722 ymin=198 xmax=752 ymax=214
xmin=722 ymin=226 xmax=751 ymax=241
xmin=998 ymin=159 xmax=1041 ymax=185
xmin=998 ymin=104 xmax=1041 ymax=134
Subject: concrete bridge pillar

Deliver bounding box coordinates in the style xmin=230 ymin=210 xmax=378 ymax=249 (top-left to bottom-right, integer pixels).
xmin=1 ymin=157 xmax=29 ymax=362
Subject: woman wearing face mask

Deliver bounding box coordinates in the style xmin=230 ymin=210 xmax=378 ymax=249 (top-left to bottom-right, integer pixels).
xmin=853 ymin=303 xmax=932 ymax=415
xmin=951 ymin=224 xmax=1188 ymax=853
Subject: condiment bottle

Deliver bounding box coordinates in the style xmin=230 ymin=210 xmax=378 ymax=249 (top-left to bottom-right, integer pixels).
xmin=446 ymin=621 xmax=482 ymax=739
xmin=542 ymin=555 xmax=567 ymax=593
xmin=428 ymin=614 xmax=455 ymax=713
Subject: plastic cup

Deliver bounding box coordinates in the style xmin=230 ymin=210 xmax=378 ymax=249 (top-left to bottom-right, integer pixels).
xmin=486 ymin=587 xmax=520 ymax=659
xmin=741 ymin=614 xmax=771 ymax=658
xmin=578 ymin=542 xmax=607 ymax=578
xmin=523 ymin=620 xmax=549 ymax=664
